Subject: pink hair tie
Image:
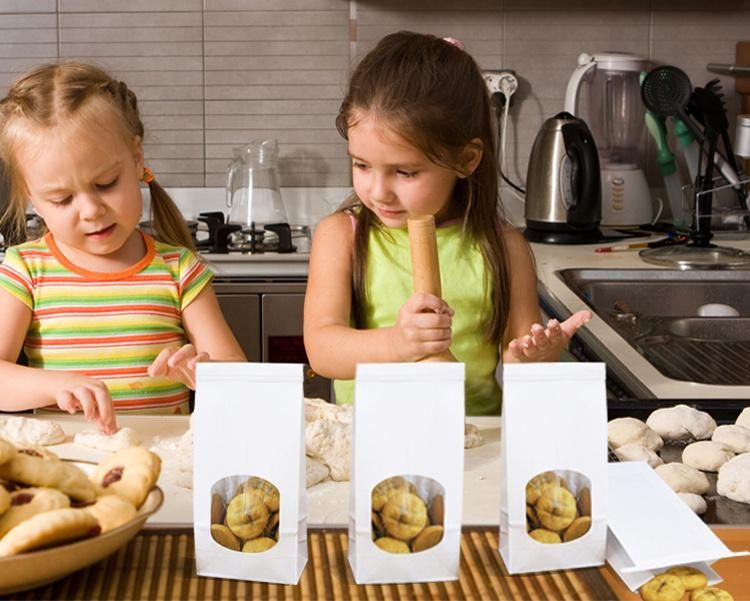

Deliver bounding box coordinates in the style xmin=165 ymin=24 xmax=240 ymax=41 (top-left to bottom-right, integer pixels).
xmin=442 ymin=36 xmax=465 ymax=51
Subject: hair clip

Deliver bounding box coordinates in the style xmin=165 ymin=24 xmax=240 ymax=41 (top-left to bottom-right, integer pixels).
xmin=442 ymin=37 xmax=465 ymax=51
xmin=142 ymin=167 xmax=155 ymax=184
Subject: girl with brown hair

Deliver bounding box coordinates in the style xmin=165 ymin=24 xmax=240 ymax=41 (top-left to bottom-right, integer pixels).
xmin=0 ymin=62 xmax=245 ymax=432
xmin=304 ymin=32 xmax=590 ymax=414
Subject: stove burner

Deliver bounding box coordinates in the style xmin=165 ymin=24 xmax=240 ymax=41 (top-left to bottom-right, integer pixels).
xmin=196 ymin=213 xmax=299 ymax=254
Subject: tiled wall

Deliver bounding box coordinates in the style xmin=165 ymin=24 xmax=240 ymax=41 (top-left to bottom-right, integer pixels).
xmin=1 ymin=0 xmax=749 ymax=193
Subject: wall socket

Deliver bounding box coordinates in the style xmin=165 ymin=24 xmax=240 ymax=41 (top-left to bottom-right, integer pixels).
xmin=483 ymin=70 xmax=518 ymax=106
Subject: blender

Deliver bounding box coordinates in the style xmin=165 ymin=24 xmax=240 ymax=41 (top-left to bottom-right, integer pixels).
xmin=565 ymin=52 xmax=652 ymax=227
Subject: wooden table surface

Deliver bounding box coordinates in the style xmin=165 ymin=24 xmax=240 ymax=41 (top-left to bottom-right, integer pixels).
xmin=8 ymin=528 xmax=748 ymax=600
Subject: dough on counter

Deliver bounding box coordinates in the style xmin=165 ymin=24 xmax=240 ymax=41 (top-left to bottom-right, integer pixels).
xmin=607 ymin=417 xmax=663 ymax=451
xmin=677 ymin=492 xmax=707 ymax=515
xmin=655 ymin=462 xmax=710 ymax=495
xmin=0 ymin=416 xmax=65 ymax=446
xmin=716 ymin=452 xmax=750 ymax=504
xmin=712 ymin=424 xmax=750 ymax=454
xmin=74 ymin=427 xmax=141 ymax=452
xmin=306 ymin=456 xmax=330 ymax=488
xmin=646 ymin=405 xmax=716 ymax=441
xmin=305 ymin=419 xmax=350 ymax=481
xmin=304 ymin=397 xmax=352 ymax=424
xmin=464 ymin=422 xmax=483 ymax=449
xmin=682 ymin=441 xmax=735 ymax=472
xmin=735 ymin=407 xmax=750 ymax=431
xmin=613 ymin=443 xmax=663 ymax=468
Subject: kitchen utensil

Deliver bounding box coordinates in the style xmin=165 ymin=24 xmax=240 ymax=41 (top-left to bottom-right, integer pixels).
xmin=524 ymin=112 xmax=602 ymax=244
xmin=707 ymin=63 xmax=750 ymax=76
xmin=407 ymin=215 xmax=456 ymax=362
xmin=644 ymin=110 xmax=685 ymax=225
xmin=735 ymin=42 xmax=750 ymax=176
xmin=564 ymin=52 xmax=652 ymax=226
xmin=226 ymin=139 xmax=288 ymax=229
xmin=640 ymin=66 xmax=701 ymax=138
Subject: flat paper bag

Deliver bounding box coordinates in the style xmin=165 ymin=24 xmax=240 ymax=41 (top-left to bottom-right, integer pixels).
xmin=193 ymin=363 xmax=307 ymax=584
xmin=348 ymin=363 xmax=465 ymax=584
xmin=607 ymin=461 xmax=749 ymax=591
xmin=500 ymin=362 xmax=607 ymax=574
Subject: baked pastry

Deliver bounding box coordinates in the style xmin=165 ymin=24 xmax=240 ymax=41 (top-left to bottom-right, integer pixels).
xmin=535 ymin=486 xmax=577 ymax=532
xmin=0 ymin=450 xmax=95 ymax=501
xmin=0 ymin=438 xmax=16 ymax=465
xmin=665 ymin=566 xmax=708 ymax=591
xmin=210 ymin=524 xmax=240 ymax=551
xmin=529 ymin=529 xmax=561 ymax=544
xmin=374 ymin=537 xmax=411 ymax=553
xmin=81 ymin=494 xmax=137 ymax=533
xmin=0 ymin=487 xmax=71 ymax=537
xmin=242 ymin=537 xmax=277 ymax=553
xmin=690 ymin=587 xmax=734 ymax=601
xmin=235 ymin=477 xmax=280 ymax=513
xmin=639 ymin=573 xmax=685 ymax=601
xmin=0 ymin=486 xmax=9 ymax=516
xmin=371 ymin=477 xmax=416 ymax=512
xmin=0 ymin=507 xmax=100 ymax=557
xmin=562 ymin=516 xmax=591 ymax=542
xmin=411 ymin=525 xmax=443 ymax=552
xmin=525 ymin=471 xmax=566 ymax=505
xmin=92 ymin=446 xmax=161 ymax=508
xmin=225 ymin=490 xmax=269 ymax=540
xmin=380 ymin=489 xmax=428 ymax=541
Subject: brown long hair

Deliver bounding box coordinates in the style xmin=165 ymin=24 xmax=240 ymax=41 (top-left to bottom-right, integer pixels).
xmin=0 ymin=62 xmax=194 ymax=250
xmin=336 ymin=31 xmax=513 ymax=344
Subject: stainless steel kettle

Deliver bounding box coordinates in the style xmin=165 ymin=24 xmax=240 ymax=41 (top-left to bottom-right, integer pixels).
xmin=524 ymin=112 xmax=602 ymax=244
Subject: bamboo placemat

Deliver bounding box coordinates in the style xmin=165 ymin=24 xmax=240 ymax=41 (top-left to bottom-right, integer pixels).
xmin=11 ymin=528 xmax=617 ymax=601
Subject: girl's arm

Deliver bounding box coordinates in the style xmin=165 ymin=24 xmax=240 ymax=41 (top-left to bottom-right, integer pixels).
xmin=500 ymin=226 xmax=590 ymax=363
xmin=303 ymin=213 xmax=452 ymax=380
xmin=0 ymin=289 xmax=116 ymax=433
xmin=148 ymin=283 xmax=247 ymax=386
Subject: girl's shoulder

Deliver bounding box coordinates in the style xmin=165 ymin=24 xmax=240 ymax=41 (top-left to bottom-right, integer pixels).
xmin=313 ymin=211 xmax=356 ymax=242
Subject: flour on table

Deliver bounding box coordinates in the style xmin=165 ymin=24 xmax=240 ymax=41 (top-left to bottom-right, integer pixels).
xmin=74 ymin=427 xmax=141 ymax=452
xmin=0 ymin=416 xmax=65 ymax=446
xmin=150 ymin=428 xmax=193 ymax=491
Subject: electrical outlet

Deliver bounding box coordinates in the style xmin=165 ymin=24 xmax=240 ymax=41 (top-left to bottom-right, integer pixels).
xmin=483 ymin=70 xmax=518 ymax=105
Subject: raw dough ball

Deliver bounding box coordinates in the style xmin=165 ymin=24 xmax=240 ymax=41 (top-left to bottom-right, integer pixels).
xmin=305 ymin=419 xmax=351 ymax=481
xmin=655 ymin=462 xmax=710 ymax=495
xmin=736 ymin=407 xmax=750 ymax=430
xmin=608 ymin=417 xmax=663 ymax=451
xmin=304 ymin=398 xmax=352 ymax=424
xmin=712 ymin=425 xmax=750 ymax=454
xmin=306 ymin=456 xmax=330 ymax=488
xmin=74 ymin=427 xmax=141 ymax=452
xmin=0 ymin=417 xmax=65 ymax=446
xmin=677 ymin=492 xmax=707 ymax=515
xmin=646 ymin=405 xmax=716 ymax=441
xmin=464 ymin=422 xmax=483 ymax=449
xmin=717 ymin=452 xmax=750 ymax=504
xmin=613 ymin=443 xmax=663 ymax=468
xmin=682 ymin=441 xmax=735 ymax=472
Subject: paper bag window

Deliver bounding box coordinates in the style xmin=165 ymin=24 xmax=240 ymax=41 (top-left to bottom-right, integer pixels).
xmin=526 ymin=470 xmax=592 ymax=545
xmin=371 ymin=475 xmax=445 ymax=554
xmin=210 ymin=476 xmax=280 ymax=553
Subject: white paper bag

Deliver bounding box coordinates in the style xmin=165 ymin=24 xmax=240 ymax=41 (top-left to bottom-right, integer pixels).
xmin=348 ymin=363 xmax=465 ymax=584
xmin=500 ymin=362 xmax=607 ymax=574
xmin=607 ymin=461 xmax=749 ymax=591
xmin=193 ymin=363 xmax=307 ymax=584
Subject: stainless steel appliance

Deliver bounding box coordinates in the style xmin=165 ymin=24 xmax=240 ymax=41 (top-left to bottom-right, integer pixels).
xmin=524 ymin=111 xmax=602 ymax=244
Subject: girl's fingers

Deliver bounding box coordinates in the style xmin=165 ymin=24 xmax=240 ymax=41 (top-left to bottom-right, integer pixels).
xmin=530 ymin=323 xmax=549 ymax=349
xmin=560 ymin=310 xmax=592 ymax=338
xmin=76 ymin=388 xmax=98 ymax=422
xmin=167 ymin=344 xmax=197 ymax=368
xmin=93 ymin=388 xmax=116 ymax=434
xmin=406 ymin=293 xmax=454 ymax=315
xmin=148 ymin=347 xmax=176 ymax=377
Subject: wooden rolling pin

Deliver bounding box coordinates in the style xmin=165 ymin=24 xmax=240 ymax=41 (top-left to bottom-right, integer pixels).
xmin=735 ymin=41 xmax=750 ymax=176
xmin=407 ymin=215 xmax=456 ymax=362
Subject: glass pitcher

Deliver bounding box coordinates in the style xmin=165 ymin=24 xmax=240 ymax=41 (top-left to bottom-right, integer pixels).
xmin=226 ymin=139 xmax=288 ymax=228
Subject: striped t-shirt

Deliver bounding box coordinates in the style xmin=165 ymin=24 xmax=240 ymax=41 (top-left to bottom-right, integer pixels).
xmin=0 ymin=232 xmax=213 ymax=413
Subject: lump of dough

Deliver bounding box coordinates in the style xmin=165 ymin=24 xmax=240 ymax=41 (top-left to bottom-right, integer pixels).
xmin=464 ymin=422 xmax=483 ymax=449
xmin=74 ymin=427 xmax=141 ymax=452
xmin=655 ymin=462 xmax=710 ymax=494
xmin=736 ymin=407 xmax=750 ymax=431
xmin=646 ymin=404 xmax=716 ymax=441
xmin=682 ymin=440 xmax=734 ymax=472
xmin=306 ymin=456 xmax=330 ymax=488
xmin=0 ymin=416 xmax=65 ymax=446
xmin=304 ymin=397 xmax=352 ymax=424
xmin=607 ymin=417 xmax=663 ymax=451
xmin=717 ymin=452 xmax=750 ymax=504
xmin=305 ymin=419 xmax=351 ymax=481
xmin=677 ymin=492 xmax=707 ymax=515
xmin=613 ymin=443 xmax=663 ymax=468
xmin=712 ymin=425 xmax=750 ymax=454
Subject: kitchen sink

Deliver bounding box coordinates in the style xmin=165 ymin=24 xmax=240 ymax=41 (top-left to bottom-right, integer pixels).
xmin=557 ymin=269 xmax=750 ymax=386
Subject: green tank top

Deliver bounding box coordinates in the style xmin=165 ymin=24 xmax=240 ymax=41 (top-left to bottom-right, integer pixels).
xmin=334 ymin=222 xmax=501 ymax=415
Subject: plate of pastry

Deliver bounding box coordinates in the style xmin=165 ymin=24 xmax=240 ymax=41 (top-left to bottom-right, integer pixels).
xmin=0 ymin=439 xmax=163 ymax=595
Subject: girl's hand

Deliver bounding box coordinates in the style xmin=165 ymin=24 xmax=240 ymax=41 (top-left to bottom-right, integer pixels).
xmin=148 ymin=344 xmax=209 ymax=390
xmin=393 ymin=293 xmax=454 ymax=362
xmin=506 ymin=310 xmax=592 ymax=362
xmin=55 ymin=376 xmax=116 ymax=435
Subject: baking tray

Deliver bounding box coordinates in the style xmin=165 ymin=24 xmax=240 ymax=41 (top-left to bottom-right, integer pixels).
xmin=607 ymin=400 xmax=750 ymax=526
